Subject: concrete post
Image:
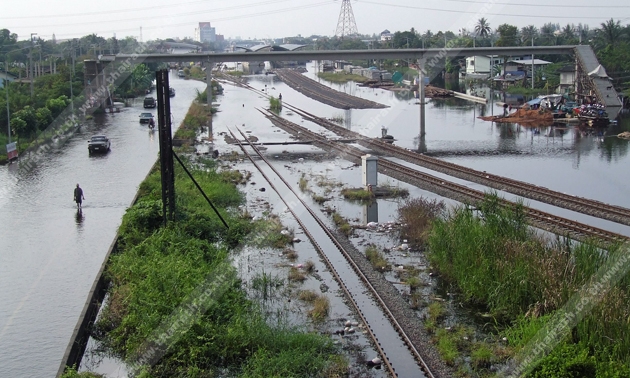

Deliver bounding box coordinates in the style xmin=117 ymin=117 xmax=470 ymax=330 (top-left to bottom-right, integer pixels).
xmin=418 ymin=58 xmax=426 ymax=138
xmin=362 ymin=154 xmax=378 ymax=188
xmin=206 ymin=63 xmax=212 ymax=107
xmin=206 ymin=63 xmax=213 ymax=132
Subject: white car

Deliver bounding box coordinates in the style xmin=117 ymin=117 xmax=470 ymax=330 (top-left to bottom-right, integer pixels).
xmin=88 ymin=135 xmax=111 ymax=154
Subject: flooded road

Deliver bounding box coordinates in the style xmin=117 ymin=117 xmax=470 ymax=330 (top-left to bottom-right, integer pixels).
xmin=0 ymin=73 xmax=205 ymax=377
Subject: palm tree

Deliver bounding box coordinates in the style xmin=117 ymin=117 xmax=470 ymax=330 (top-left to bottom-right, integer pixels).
xmin=599 ymin=18 xmax=623 ymax=47
xmin=475 ymin=18 xmax=491 ymax=39
xmin=521 ymin=25 xmax=538 ymax=45
xmin=562 ymin=24 xmax=576 ymax=40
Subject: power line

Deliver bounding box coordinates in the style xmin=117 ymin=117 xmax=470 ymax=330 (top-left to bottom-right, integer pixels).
xmin=437 ymin=0 xmax=630 ymax=8
xmin=0 ymin=0 xmax=292 ymax=20
xmin=4 ymin=0 xmax=310 ymax=29
xmin=360 ymin=0 xmax=630 ymax=19
xmin=32 ymin=1 xmax=333 ymax=39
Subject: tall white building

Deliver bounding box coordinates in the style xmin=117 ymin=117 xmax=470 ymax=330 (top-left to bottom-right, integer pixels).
xmin=195 ymin=22 xmax=216 ymax=43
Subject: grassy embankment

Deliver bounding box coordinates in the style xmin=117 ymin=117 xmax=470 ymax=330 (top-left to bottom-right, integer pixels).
xmin=317 ymin=72 xmax=368 ymax=83
xmin=399 ymin=193 xmax=630 ymax=377
xmin=61 ymin=106 xmax=346 ymax=377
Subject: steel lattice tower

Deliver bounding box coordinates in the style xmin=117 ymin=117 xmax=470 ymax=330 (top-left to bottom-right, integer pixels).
xmin=335 ymin=0 xmax=358 ymax=38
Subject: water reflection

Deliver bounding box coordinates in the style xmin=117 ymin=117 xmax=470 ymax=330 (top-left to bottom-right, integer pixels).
xmin=363 ymin=201 xmax=378 ymax=224
xmin=75 ymin=208 xmax=84 ymax=228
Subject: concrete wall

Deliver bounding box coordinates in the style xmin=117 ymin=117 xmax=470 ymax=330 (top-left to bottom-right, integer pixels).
xmin=56 ymin=169 xmax=150 ymax=377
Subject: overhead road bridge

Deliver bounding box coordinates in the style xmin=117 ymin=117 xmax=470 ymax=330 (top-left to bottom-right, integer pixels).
xmin=100 ymin=45 xmax=621 ymax=117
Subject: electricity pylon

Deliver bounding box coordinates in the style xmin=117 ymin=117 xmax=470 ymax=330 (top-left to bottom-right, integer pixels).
xmin=335 ymin=0 xmax=358 ymax=38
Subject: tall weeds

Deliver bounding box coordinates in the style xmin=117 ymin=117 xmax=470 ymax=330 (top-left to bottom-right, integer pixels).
xmin=425 ymin=193 xmax=630 ymax=371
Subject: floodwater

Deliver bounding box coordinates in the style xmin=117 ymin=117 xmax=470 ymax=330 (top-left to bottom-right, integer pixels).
xmin=0 ymin=72 xmax=206 ymax=378
xmin=2 ymin=60 xmax=630 ymax=378
xmin=243 ymin=62 xmax=630 ymax=235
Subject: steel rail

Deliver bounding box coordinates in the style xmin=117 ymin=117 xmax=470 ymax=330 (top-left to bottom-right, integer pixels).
xmin=259 ymin=109 xmax=629 ymax=246
xmin=229 ymin=127 xmax=436 ymax=378
xmin=284 ymin=104 xmax=630 ymax=228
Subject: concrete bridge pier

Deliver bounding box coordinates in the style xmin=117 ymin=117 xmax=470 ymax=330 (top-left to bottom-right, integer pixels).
xmin=417 ymin=58 xmax=426 ymax=139
xmin=206 ymin=62 xmax=213 ymax=133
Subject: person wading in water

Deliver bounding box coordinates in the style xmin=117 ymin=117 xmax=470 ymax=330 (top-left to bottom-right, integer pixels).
xmin=74 ymin=184 xmax=85 ymax=209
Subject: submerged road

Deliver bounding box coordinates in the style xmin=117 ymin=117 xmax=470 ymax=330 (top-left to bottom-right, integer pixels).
xmin=0 ymin=73 xmax=205 ymax=378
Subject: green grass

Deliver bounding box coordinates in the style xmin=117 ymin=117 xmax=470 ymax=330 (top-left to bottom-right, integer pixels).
xmin=427 ymin=302 xmax=447 ymax=322
xmin=298 ymin=174 xmax=309 ymax=192
xmin=331 ymin=211 xmax=352 ymax=236
xmin=225 ymin=70 xmax=244 ymax=77
xmin=435 ymin=328 xmax=460 ymax=366
xmin=251 ymin=272 xmax=284 ymax=301
xmin=365 ymin=245 xmax=390 ymax=271
xmin=317 ymin=72 xmax=368 ymax=83
xmin=298 ymin=290 xmax=319 ymax=302
xmin=312 ymin=195 xmax=327 ymax=204
xmin=470 ymin=343 xmax=494 ymax=369
xmin=308 ymin=296 xmax=330 ymax=321
xmin=269 ymin=96 xmax=282 ymax=111
xmin=61 ymin=367 xmax=104 ymax=378
xmin=341 ymin=188 xmax=375 ymax=202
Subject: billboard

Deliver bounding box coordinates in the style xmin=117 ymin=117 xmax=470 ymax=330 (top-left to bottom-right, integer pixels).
xmin=6 ymin=142 xmax=17 ymax=161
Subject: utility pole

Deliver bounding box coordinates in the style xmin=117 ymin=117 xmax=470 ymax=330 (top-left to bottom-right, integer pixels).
xmin=70 ymin=43 xmax=75 ymax=115
xmin=30 ymin=33 xmax=37 ymax=99
xmin=531 ymin=37 xmax=535 ymax=90
xmin=5 ymin=69 xmax=10 ymax=143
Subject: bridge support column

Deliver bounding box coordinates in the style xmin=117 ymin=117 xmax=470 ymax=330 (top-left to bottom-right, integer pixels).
xmin=206 ymin=63 xmax=213 ymax=132
xmin=418 ymin=59 xmax=426 ymax=138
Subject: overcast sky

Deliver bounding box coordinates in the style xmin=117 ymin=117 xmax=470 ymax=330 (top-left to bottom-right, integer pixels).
xmin=2 ymin=0 xmax=629 ymax=42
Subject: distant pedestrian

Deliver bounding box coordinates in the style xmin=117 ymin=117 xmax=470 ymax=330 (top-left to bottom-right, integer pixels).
xmin=74 ymin=184 xmax=85 ymax=209
xmin=278 ymin=93 xmax=282 ymax=101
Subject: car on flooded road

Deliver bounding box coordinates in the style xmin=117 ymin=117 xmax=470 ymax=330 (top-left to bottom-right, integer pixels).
xmin=139 ymin=112 xmax=154 ymax=124
xmin=88 ymin=135 xmax=111 ymax=154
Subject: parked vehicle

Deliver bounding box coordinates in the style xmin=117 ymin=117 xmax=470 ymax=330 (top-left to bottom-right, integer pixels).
xmin=177 ymin=70 xmax=185 ymax=78
xmin=169 ymin=88 xmax=176 ymax=97
xmin=143 ymin=96 xmax=156 ymax=108
xmin=139 ymin=112 xmax=154 ymax=124
xmin=88 ymin=135 xmax=111 ymax=154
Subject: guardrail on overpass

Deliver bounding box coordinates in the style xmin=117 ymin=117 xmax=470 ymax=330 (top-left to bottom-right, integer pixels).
xmin=100 ymin=45 xmax=622 ymax=117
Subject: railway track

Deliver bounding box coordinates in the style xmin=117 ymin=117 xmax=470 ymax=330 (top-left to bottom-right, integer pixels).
xmin=274 ymin=69 xmax=389 ymax=110
xmin=228 ymin=127 xmax=440 ymax=378
xmin=281 ymin=104 xmax=630 ymax=228
xmin=258 ymin=109 xmax=629 ymax=246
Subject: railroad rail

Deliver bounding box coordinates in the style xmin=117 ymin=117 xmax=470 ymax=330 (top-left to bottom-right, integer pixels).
xmin=274 ymin=69 xmax=389 ymax=110
xmin=282 ymin=104 xmax=630 ymax=228
xmin=228 ymin=127 xmax=437 ymax=378
xmin=258 ymin=109 xmax=629 ymax=246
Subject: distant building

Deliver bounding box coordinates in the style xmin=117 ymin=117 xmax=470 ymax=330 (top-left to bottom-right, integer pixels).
xmin=558 ymin=64 xmax=576 ymax=94
xmin=380 ymin=30 xmax=393 ymax=42
xmin=504 ymin=58 xmax=551 ymax=77
xmin=465 ymin=56 xmax=503 ymax=75
xmin=0 ymin=70 xmax=17 ymax=88
xmin=195 ymin=22 xmax=216 ymax=43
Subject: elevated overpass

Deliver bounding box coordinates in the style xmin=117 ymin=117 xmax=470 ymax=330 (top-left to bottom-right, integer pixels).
xmin=100 ymin=45 xmax=622 ymax=117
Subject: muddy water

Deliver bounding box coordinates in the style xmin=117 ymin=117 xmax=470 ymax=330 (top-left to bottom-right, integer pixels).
xmin=0 ymin=72 xmax=206 ymax=378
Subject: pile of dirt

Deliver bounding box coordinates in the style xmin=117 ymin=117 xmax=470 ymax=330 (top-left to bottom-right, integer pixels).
xmin=425 ymin=85 xmax=453 ymax=98
xmin=478 ymin=108 xmax=554 ymax=124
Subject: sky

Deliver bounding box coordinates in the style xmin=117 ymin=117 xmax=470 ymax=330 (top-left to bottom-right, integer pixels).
xmin=1 ymin=0 xmax=630 ymax=42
